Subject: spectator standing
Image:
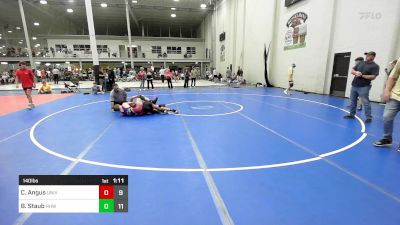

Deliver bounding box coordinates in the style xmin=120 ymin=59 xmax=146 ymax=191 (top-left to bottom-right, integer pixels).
xmin=138 ymin=67 xmax=146 ymax=90
xmin=108 ymin=68 xmax=115 ymax=90
xmin=166 ymin=68 xmax=173 ymax=89
xmin=191 ymin=67 xmax=198 ymax=87
xmin=226 ymin=67 xmax=232 ymax=84
xmin=98 ymin=69 xmax=106 ymax=92
xmin=159 ymin=66 xmax=165 ymax=83
xmin=344 ymin=51 xmax=380 ymax=123
xmin=146 ymin=68 xmax=154 ymax=89
xmin=184 ymin=69 xmax=190 ymax=88
xmin=52 ymin=67 xmax=60 ymax=84
xmin=374 ymin=58 xmax=400 ymax=151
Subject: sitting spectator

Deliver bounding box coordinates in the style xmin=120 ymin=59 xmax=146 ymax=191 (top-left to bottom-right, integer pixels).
xmin=38 ymin=81 xmax=52 ymax=94
xmin=91 ymin=82 xmax=103 ymax=95
xmin=1 ymin=72 xmax=9 ymax=84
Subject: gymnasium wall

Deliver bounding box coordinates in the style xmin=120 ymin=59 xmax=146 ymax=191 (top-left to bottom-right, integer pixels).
xmin=207 ymin=0 xmax=275 ymax=84
xmin=326 ymin=0 xmax=400 ymax=101
xmin=242 ymin=0 xmax=276 ymax=85
xmin=199 ymin=11 xmax=215 ymax=67
xmin=269 ymin=0 xmax=335 ymax=94
xmin=207 ymin=0 xmax=400 ymax=101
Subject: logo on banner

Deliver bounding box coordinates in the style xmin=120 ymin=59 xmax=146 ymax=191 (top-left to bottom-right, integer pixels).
xmin=284 ymin=12 xmax=308 ymax=51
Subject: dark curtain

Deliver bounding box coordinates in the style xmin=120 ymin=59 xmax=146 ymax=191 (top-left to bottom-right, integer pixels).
xmin=264 ymin=43 xmax=274 ymax=87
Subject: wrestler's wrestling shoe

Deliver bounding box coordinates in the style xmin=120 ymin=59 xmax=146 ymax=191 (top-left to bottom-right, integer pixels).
xmin=168 ymin=109 xmax=179 ymax=114
xmin=151 ymin=97 xmax=158 ymax=104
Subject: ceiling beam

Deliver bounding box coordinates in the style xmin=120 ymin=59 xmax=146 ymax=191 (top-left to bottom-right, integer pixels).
xmin=128 ymin=6 xmax=140 ymax=33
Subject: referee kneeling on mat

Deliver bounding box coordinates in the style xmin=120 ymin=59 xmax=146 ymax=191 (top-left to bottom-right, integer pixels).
xmin=110 ymin=83 xmax=127 ymax=112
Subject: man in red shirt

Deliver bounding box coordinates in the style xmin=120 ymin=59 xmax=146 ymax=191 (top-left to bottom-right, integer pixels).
xmin=15 ymin=61 xmax=36 ymax=109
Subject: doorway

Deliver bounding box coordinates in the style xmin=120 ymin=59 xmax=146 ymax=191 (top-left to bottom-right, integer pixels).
xmin=330 ymin=52 xmax=351 ymax=97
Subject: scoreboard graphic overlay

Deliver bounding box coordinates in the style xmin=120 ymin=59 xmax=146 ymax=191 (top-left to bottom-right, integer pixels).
xmin=19 ymin=175 xmax=128 ymax=213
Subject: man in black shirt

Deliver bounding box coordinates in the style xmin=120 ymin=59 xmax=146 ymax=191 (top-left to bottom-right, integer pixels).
xmin=344 ymin=51 xmax=380 ymax=123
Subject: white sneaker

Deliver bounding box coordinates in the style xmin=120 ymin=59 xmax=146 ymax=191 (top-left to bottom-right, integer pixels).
xmin=284 ymin=89 xmax=288 ymax=95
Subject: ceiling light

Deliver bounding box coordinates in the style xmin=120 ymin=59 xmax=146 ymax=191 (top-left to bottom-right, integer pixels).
xmin=18 ymin=42 xmax=23 ymax=44
xmin=32 ymin=37 xmax=37 ymax=40
xmin=100 ymin=3 xmax=107 ymax=7
xmin=35 ymin=44 xmax=41 ymax=47
xmin=34 ymin=22 xmax=40 ymax=26
xmin=65 ymin=61 xmax=70 ymax=64
xmin=1 ymin=62 xmax=8 ymax=65
xmin=67 ymin=8 xmax=73 ymax=13
xmin=132 ymin=0 xmax=137 ymax=3
xmin=40 ymin=0 xmax=47 ymax=4
xmin=171 ymin=13 xmax=176 ymax=18
xmin=16 ymin=27 xmax=21 ymax=30
xmin=35 ymin=62 xmax=41 ymax=64
xmin=1 ymin=45 xmax=5 ymax=48
xmin=2 ymin=54 xmax=5 ymax=56
xmin=174 ymin=0 xmax=179 ymax=2
xmin=171 ymin=7 xmax=176 ymax=10
xmin=121 ymin=61 xmax=125 ymax=64
xmin=0 ymin=37 xmax=2 ymax=40
xmin=7 ymin=30 xmax=12 ymax=33
xmin=200 ymin=4 xmax=207 ymax=9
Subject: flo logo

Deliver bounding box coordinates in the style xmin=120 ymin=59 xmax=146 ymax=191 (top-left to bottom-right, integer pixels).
xmin=284 ymin=12 xmax=308 ymax=51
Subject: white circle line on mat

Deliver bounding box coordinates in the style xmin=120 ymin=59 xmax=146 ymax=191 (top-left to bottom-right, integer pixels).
xmin=166 ymin=100 xmax=243 ymax=117
xmin=191 ymin=106 xmax=214 ymax=110
xmin=29 ymin=93 xmax=366 ymax=172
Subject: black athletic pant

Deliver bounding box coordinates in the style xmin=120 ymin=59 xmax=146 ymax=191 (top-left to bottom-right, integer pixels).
xmin=167 ymin=78 xmax=173 ymax=88
xmin=184 ymin=78 xmax=189 ymax=88
xmin=191 ymin=78 xmax=196 ymax=87
xmin=53 ymin=74 xmax=59 ymax=84
xmin=161 ymin=75 xmax=165 ymax=83
xmin=147 ymin=80 xmax=154 ymax=89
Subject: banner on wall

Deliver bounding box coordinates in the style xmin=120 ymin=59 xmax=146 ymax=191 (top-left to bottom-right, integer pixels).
xmin=285 ymin=0 xmax=304 ymax=7
xmin=284 ymin=12 xmax=308 ymax=51
xmin=220 ymin=44 xmax=225 ymax=62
